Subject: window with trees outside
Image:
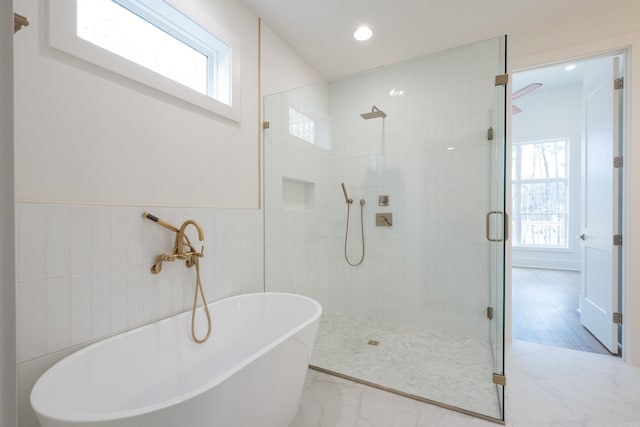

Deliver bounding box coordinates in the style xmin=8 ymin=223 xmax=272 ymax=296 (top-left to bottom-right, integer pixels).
xmin=512 ymin=139 xmax=569 ymax=248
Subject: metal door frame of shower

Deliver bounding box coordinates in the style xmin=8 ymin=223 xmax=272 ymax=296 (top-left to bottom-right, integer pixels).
xmin=309 ymin=365 xmax=506 ymax=424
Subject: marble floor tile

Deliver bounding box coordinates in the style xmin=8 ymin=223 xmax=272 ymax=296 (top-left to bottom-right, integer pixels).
xmin=293 ymin=340 xmax=640 ymax=427
xmin=311 ymin=311 xmax=501 ymax=419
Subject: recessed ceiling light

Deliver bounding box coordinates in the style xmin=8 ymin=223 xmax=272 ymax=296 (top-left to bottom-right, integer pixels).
xmin=565 ymin=64 xmax=576 ymax=71
xmin=353 ymin=26 xmax=373 ymax=41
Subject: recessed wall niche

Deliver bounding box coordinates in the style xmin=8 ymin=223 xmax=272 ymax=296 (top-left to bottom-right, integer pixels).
xmin=282 ymin=177 xmax=315 ymax=210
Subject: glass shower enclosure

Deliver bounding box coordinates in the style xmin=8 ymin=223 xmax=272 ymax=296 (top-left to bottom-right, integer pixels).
xmin=263 ymin=36 xmax=507 ymax=422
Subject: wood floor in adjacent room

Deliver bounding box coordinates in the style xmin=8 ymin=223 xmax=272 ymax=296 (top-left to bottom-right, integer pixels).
xmin=512 ymin=267 xmax=613 ymax=356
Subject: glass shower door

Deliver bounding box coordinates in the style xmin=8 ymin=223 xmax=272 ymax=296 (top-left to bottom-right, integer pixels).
xmin=263 ymin=36 xmax=507 ymax=422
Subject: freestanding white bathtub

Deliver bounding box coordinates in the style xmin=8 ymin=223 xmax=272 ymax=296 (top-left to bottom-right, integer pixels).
xmin=31 ymin=292 xmax=321 ymax=427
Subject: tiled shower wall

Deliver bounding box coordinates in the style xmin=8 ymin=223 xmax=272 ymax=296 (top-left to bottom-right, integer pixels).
xmin=16 ymin=202 xmax=263 ymax=427
xmin=265 ymin=38 xmax=505 ymax=342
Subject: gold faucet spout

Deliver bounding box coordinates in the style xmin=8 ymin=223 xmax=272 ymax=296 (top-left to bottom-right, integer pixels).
xmin=180 ymin=220 xmax=204 ymax=242
xmin=174 ymin=219 xmax=204 ymax=257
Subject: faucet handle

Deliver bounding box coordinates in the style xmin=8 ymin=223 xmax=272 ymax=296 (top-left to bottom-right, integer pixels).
xmin=185 ymin=246 xmax=204 ymax=268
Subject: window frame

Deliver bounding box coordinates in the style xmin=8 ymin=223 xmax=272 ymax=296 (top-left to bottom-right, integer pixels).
xmin=49 ymin=0 xmax=241 ymax=121
xmin=512 ymin=138 xmax=571 ymax=250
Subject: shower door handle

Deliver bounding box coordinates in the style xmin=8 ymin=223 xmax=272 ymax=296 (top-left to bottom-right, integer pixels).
xmin=486 ymin=211 xmax=508 ymax=242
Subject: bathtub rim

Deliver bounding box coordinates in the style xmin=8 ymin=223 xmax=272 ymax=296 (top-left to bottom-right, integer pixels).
xmin=30 ymin=291 xmax=322 ymax=424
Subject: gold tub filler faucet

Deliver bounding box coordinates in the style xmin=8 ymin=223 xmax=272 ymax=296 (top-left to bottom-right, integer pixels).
xmin=143 ymin=212 xmax=211 ymax=344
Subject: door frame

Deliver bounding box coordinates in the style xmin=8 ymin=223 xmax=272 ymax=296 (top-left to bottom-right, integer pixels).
xmin=507 ymin=46 xmax=630 ymax=362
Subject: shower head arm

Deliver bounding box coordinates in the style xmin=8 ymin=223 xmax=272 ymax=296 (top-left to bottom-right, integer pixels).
xmin=341 ymin=183 xmax=353 ymax=204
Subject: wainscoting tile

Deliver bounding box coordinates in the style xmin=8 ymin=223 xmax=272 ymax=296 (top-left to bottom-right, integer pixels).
xmin=17 ymin=280 xmax=46 ymax=363
xmin=69 ymin=205 xmax=92 ymax=275
xmin=18 ymin=203 xmax=46 ymax=283
xmin=46 ymin=276 xmax=70 ymax=353
xmin=69 ymin=274 xmax=92 ymax=346
xmin=91 ymin=271 xmax=111 ymax=340
xmin=91 ymin=205 xmax=111 ymax=273
xmin=46 ymin=204 xmax=69 ymax=278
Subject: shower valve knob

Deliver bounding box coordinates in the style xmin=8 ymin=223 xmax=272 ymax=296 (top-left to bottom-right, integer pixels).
xmin=376 ymin=213 xmax=393 ymax=226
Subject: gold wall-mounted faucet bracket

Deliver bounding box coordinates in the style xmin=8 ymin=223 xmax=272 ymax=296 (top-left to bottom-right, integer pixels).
xmin=143 ymin=212 xmax=211 ymax=343
xmin=143 ymin=212 xmax=205 ymax=274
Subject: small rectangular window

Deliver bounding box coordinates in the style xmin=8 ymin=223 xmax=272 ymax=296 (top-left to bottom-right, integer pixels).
xmin=289 ymin=107 xmax=316 ymax=144
xmin=77 ymin=0 xmax=209 ymax=95
xmin=49 ymin=0 xmax=239 ymax=120
xmin=77 ymin=0 xmax=230 ymax=104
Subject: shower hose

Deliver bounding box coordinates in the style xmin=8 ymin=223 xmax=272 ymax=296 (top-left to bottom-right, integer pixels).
xmin=179 ymin=232 xmax=211 ymax=344
xmin=344 ymin=199 xmax=366 ymax=266
xmin=144 ymin=212 xmax=211 ymax=343
xmin=190 ymin=253 xmax=211 ymax=343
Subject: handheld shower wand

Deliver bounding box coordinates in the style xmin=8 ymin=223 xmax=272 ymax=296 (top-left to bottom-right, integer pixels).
xmin=340 ymin=183 xmax=365 ymax=266
xmin=341 ymin=182 xmax=353 ymax=204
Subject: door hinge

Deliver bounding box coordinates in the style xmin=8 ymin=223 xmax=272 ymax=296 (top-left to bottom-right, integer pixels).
xmin=486 ymin=306 xmax=494 ymax=320
xmin=492 ymin=373 xmax=506 ymax=386
xmin=614 ymin=78 xmax=624 ymax=90
xmin=614 ymin=234 xmax=623 ymax=246
xmin=487 ymin=127 xmax=494 ymax=141
xmin=14 ymin=13 xmax=29 ymax=33
xmin=263 ymin=121 xmax=270 ymax=129
xmin=613 ymin=312 xmax=623 ymax=324
xmin=614 ymin=156 xmax=623 ymax=168
xmin=495 ymin=74 xmax=509 ymax=86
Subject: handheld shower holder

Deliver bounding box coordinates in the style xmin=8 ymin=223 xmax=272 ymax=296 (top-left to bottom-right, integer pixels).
xmin=341 ymin=182 xmax=353 ymax=204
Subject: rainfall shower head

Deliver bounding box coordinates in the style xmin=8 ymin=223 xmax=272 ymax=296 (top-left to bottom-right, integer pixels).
xmin=360 ymin=105 xmax=387 ymax=119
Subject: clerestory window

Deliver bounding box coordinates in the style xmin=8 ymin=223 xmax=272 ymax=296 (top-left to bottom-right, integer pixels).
xmin=49 ymin=0 xmax=239 ymax=120
xmin=288 ymin=107 xmax=316 ymax=144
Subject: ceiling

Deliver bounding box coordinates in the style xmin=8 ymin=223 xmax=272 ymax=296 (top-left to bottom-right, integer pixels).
xmin=514 ymin=62 xmax=584 ymax=93
xmin=242 ymin=0 xmax=615 ymax=81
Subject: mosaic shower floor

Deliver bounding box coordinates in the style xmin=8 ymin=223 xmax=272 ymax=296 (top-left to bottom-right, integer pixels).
xmin=310 ymin=311 xmax=502 ymax=419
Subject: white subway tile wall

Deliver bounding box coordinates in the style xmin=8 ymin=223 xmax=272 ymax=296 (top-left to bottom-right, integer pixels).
xmin=15 ymin=203 xmax=263 ymax=427
xmin=264 ymin=40 xmax=500 ymax=342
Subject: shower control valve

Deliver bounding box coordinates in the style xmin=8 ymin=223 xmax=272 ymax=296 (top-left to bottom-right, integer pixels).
xmin=376 ymin=213 xmax=393 ymax=227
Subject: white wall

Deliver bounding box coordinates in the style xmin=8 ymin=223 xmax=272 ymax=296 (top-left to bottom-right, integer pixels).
xmin=13 ymin=0 xmax=259 ymax=208
xmin=1 ymin=2 xmax=17 ymax=426
xmin=260 ymin=22 xmax=324 ymax=97
xmin=509 ymin=19 xmax=640 ymax=365
xmin=12 ymin=1 xmax=270 ymax=426
xmin=512 ymin=84 xmax=582 ymax=270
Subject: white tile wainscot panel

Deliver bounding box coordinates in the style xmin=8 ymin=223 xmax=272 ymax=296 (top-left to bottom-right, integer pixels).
xmin=69 ymin=205 xmax=92 ymax=275
xmin=15 ymin=202 xmax=264 ymax=427
xmin=45 ymin=276 xmax=70 ymax=353
xmin=45 ymin=204 xmax=69 ymax=278
xmin=17 ymin=280 xmax=46 ymax=363
xmin=18 ymin=203 xmax=45 ymax=283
